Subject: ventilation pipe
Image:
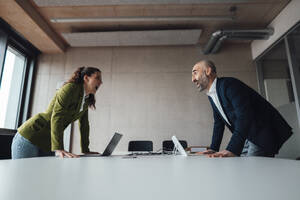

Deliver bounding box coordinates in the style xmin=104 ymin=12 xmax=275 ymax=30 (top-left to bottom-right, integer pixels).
xmin=203 ymin=28 xmax=274 ymax=54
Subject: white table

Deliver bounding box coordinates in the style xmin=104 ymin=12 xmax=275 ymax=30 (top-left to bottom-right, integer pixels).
xmin=0 ymin=155 xmax=299 ymax=200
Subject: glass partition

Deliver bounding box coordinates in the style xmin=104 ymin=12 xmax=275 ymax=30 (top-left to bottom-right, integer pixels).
xmin=256 ymin=23 xmax=300 ymax=159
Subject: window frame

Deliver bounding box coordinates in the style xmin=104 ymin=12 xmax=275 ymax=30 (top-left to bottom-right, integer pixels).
xmin=0 ymin=18 xmax=40 ymax=129
xmin=255 ymin=21 xmax=300 ymax=127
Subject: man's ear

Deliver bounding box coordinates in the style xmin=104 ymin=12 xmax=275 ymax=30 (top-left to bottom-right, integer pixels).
xmin=205 ymin=67 xmax=211 ymax=76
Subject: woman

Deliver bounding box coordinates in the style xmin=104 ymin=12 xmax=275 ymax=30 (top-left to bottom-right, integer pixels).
xmin=11 ymin=66 xmax=102 ymax=159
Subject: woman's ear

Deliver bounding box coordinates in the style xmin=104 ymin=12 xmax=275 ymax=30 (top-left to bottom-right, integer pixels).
xmin=83 ymin=74 xmax=89 ymax=82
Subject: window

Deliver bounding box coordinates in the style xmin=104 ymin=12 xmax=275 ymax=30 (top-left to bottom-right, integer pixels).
xmin=0 ymin=18 xmax=40 ymax=130
xmin=255 ymin=22 xmax=300 ymax=158
xmin=257 ymin=40 xmax=294 ymax=108
xmin=256 ymin=23 xmax=300 ymax=128
xmin=0 ymin=47 xmax=26 ymax=128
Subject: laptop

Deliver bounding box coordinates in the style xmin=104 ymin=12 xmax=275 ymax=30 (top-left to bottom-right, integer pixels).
xmin=81 ymin=132 xmax=123 ymax=157
xmin=172 ymin=136 xmax=188 ymax=156
xmin=172 ymin=136 xmax=204 ymax=156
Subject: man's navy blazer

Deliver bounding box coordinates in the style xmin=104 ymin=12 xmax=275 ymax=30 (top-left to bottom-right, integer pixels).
xmin=208 ymin=77 xmax=292 ymax=156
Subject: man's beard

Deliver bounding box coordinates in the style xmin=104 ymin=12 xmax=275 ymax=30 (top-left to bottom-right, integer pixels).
xmin=197 ymin=73 xmax=209 ymax=92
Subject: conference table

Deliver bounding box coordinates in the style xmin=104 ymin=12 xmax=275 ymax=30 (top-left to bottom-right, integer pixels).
xmin=0 ymin=155 xmax=299 ymax=200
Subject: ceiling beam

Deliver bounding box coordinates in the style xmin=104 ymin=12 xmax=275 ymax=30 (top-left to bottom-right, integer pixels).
xmin=0 ymin=0 xmax=67 ymax=53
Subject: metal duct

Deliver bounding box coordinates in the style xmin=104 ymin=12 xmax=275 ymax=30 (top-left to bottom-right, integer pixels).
xmin=203 ymin=28 xmax=274 ymax=54
xmin=211 ymin=35 xmax=227 ymax=54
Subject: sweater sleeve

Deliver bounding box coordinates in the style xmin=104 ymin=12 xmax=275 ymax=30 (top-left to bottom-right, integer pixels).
xmin=50 ymin=84 xmax=74 ymax=151
xmin=79 ymin=109 xmax=90 ymax=153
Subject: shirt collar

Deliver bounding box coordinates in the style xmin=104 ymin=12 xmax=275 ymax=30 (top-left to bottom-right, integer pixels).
xmin=206 ymin=77 xmax=217 ymax=96
xmin=82 ymin=83 xmax=87 ymax=98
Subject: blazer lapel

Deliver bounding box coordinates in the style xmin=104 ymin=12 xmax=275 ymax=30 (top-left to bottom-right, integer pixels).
xmin=208 ymin=96 xmax=221 ymax=117
xmin=216 ymin=78 xmax=232 ymax=127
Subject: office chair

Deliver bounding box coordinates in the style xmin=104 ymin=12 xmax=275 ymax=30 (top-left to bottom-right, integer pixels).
xmin=0 ymin=128 xmax=17 ymax=159
xmin=162 ymin=140 xmax=188 ymax=153
xmin=128 ymin=140 xmax=153 ymax=152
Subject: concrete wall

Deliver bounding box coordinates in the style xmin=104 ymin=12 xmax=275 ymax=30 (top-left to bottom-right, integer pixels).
xmin=31 ymin=44 xmax=257 ymax=154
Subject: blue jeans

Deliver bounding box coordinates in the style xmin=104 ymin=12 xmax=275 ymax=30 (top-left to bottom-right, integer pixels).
xmin=241 ymin=140 xmax=274 ymax=157
xmin=11 ymin=132 xmax=54 ymax=159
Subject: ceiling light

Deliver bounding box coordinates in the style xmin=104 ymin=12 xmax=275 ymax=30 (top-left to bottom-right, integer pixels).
xmin=62 ymin=29 xmax=202 ymax=47
xmin=34 ymin=0 xmax=252 ymax=7
xmin=51 ymin=16 xmax=235 ymax=23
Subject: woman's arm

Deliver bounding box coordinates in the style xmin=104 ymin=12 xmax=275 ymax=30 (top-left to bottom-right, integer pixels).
xmin=51 ymin=84 xmax=79 ymax=157
xmin=79 ymin=109 xmax=90 ymax=153
xmin=79 ymin=109 xmax=100 ymax=154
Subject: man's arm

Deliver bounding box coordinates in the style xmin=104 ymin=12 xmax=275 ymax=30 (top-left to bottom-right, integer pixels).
xmin=224 ymin=80 xmax=255 ymax=156
xmin=208 ymin=97 xmax=225 ymax=152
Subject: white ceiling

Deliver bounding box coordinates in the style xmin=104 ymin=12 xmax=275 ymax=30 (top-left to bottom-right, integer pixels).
xmin=62 ymin=29 xmax=202 ymax=47
xmin=22 ymin=0 xmax=290 ymax=50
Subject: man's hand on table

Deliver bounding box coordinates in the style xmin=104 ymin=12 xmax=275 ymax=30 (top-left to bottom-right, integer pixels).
xmin=197 ymin=149 xmax=236 ymax=157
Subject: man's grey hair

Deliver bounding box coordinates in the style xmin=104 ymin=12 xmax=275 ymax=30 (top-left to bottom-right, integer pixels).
xmin=202 ymin=60 xmax=217 ymax=74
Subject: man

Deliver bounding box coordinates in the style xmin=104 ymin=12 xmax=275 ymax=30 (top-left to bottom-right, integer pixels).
xmin=192 ymin=60 xmax=292 ymax=157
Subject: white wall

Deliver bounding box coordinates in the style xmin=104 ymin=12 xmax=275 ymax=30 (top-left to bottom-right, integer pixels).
xmin=277 ymin=103 xmax=300 ymax=159
xmin=251 ymin=0 xmax=300 ymax=59
xmin=32 ymin=44 xmax=257 ymax=154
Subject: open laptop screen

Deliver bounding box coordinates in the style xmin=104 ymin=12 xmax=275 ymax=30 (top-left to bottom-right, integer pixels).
xmin=102 ymin=132 xmax=123 ymax=156
xmin=172 ymin=136 xmax=187 ymax=156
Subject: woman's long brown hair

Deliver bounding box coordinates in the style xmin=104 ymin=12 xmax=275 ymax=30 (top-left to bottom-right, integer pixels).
xmin=66 ymin=66 xmax=101 ymax=109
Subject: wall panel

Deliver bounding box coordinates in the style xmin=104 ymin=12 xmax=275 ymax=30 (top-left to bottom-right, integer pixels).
xmin=32 ymin=44 xmax=256 ymax=154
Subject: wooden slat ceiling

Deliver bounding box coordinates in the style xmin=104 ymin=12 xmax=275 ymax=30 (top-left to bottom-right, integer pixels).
xmin=0 ymin=0 xmax=291 ymax=53
xmin=0 ymin=0 xmax=67 ymax=53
